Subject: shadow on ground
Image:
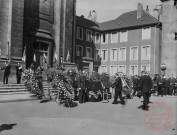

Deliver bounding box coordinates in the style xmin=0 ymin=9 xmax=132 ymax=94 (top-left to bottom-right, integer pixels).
xmin=0 ymin=124 xmax=17 ymax=132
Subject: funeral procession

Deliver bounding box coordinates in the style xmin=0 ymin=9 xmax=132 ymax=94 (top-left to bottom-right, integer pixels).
xmin=0 ymin=0 xmax=176 ymax=135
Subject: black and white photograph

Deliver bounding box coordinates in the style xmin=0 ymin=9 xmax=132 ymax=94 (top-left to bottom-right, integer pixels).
xmin=0 ymin=0 xmax=176 ymax=135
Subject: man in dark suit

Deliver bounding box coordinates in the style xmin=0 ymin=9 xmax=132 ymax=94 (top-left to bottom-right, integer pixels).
xmin=138 ymin=70 xmax=152 ymax=110
xmin=16 ymin=63 xmax=23 ymax=84
xmin=77 ymin=71 xmax=86 ymax=103
xmin=0 ymin=61 xmax=11 ymax=84
xmin=168 ymin=74 xmax=175 ymax=95
xmin=112 ymin=73 xmax=125 ymax=105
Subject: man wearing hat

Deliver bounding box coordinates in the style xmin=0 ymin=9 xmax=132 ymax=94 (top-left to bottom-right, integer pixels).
xmin=77 ymin=71 xmax=86 ymax=103
xmin=16 ymin=63 xmax=23 ymax=84
xmin=138 ymin=70 xmax=152 ymax=110
xmin=112 ymin=72 xmax=125 ymax=105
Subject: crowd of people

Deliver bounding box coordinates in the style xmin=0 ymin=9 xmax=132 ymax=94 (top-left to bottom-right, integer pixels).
xmin=0 ymin=61 xmax=177 ymax=109
xmin=132 ymin=73 xmax=177 ymax=97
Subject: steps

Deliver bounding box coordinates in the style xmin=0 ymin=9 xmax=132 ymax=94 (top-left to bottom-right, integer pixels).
xmin=0 ymin=83 xmax=54 ymax=103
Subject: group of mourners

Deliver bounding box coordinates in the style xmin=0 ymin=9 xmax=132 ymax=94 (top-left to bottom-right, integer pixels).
xmin=132 ymin=73 xmax=177 ymax=97
xmin=1 ymin=61 xmax=177 ymax=110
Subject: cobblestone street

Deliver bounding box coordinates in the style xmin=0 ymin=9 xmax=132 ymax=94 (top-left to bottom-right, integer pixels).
xmin=0 ymin=96 xmax=176 ymax=135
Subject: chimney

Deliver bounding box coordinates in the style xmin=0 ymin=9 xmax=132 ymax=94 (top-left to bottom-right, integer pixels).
xmin=88 ymin=11 xmax=92 ymax=20
xmin=80 ymin=15 xmax=84 ymax=18
xmin=92 ymin=10 xmax=97 ymax=22
xmin=146 ymin=5 xmax=149 ymax=13
xmin=137 ymin=3 xmax=143 ymax=19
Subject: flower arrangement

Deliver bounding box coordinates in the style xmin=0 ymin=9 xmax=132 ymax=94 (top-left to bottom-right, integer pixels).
xmin=100 ymin=73 xmax=110 ymax=89
xmin=22 ymin=69 xmax=32 ymax=91
xmin=90 ymin=71 xmax=101 ymax=82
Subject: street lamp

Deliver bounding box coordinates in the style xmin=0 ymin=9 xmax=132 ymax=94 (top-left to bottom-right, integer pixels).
xmin=160 ymin=63 xmax=167 ymax=76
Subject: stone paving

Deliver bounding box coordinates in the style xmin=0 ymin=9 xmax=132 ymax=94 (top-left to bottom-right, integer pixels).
xmin=0 ymin=96 xmax=176 ymax=135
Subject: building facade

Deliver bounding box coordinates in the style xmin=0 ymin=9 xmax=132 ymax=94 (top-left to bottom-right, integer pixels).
xmin=160 ymin=0 xmax=177 ymax=76
xmin=75 ymin=15 xmax=101 ymax=73
xmin=0 ymin=0 xmax=76 ymax=83
xmin=76 ymin=3 xmax=162 ymax=76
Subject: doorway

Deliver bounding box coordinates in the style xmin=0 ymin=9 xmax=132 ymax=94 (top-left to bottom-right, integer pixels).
xmin=78 ymin=62 xmax=89 ymax=72
xmin=33 ymin=42 xmax=49 ymax=70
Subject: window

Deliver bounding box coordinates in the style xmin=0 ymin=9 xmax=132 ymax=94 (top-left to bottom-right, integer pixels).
xmin=95 ymin=32 xmax=100 ymax=43
xmin=86 ymin=47 xmax=92 ymax=58
xmin=110 ymin=48 xmax=117 ymax=61
xmin=120 ymin=31 xmax=128 ymax=42
xmin=118 ymin=65 xmax=126 ymax=74
xmin=142 ymin=27 xmax=151 ymax=40
xmin=76 ymin=45 xmax=83 ymax=56
xmin=130 ymin=65 xmax=138 ymax=75
xmin=130 ymin=46 xmax=138 ymax=60
xmin=111 ymin=32 xmax=118 ymax=43
xmin=110 ymin=65 xmax=117 ymax=76
xmin=77 ymin=27 xmax=83 ymax=40
xmin=86 ymin=29 xmax=92 ymax=42
xmin=141 ymin=45 xmax=150 ymax=60
xmin=94 ymin=49 xmax=100 ymax=61
xmin=141 ymin=65 xmax=150 ymax=72
xmin=101 ymin=33 xmax=108 ymax=44
xmin=100 ymin=65 xmax=107 ymax=73
xmin=101 ymin=49 xmax=108 ymax=61
xmin=119 ymin=47 xmax=126 ymax=61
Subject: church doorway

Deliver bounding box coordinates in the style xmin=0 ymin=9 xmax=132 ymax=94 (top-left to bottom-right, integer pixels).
xmin=33 ymin=42 xmax=49 ymax=70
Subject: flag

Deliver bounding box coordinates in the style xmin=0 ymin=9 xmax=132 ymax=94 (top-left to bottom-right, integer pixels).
xmin=22 ymin=46 xmax=26 ymax=62
xmin=53 ymin=51 xmax=57 ymax=63
xmin=66 ymin=50 xmax=70 ymax=62
xmin=33 ymin=53 xmax=36 ymax=62
xmin=43 ymin=52 xmax=47 ymax=63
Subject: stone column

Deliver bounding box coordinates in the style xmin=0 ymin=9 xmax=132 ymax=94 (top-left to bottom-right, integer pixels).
xmin=61 ymin=0 xmax=66 ymax=63
xmin=53 ymin=0 xmax=61 ymax=65
xmin=7 ymin=0 xmax=13 ymax=62
xmin=0 ymin=0 xmax=13 ymax=60
xmin=72 ymin=0 xmax=76 ymax=63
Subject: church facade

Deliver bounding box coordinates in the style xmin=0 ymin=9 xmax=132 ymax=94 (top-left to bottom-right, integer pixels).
xmin=0 ymin=0 xmax=76 ymax=82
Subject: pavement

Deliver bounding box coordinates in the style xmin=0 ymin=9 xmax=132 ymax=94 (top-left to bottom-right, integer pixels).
xmin=0 ymin=96 xmax=176 ymax=135
xmin=0 ymin=93 xmax=37 ymax=103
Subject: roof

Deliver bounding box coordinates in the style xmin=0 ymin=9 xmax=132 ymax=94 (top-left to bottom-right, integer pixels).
xmin=76 ymin=16 xmax=100 ymax=31
xmin=76 ymin=10 xmax=161 ymax=32
xmin=100 ymin=10 xmax=160 ymax=31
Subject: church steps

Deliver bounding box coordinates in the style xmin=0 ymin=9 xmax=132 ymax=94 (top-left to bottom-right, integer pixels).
xmin=0 ymin=83 xmax=52 ymax=103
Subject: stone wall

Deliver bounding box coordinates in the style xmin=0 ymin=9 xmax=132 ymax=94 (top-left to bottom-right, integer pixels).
xmin=161 ymin=0 xmax=177 ymax=76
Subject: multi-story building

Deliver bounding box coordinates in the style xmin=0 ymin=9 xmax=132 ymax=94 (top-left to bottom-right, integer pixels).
xmin=76 ymin=3 xmax=162 ymax=76
xmin=75 ymin=15 xmax=101 ymax=73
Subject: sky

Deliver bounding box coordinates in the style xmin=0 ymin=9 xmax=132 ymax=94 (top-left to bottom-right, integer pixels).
xmin=76 ymin=0 xmax=162 ymax=22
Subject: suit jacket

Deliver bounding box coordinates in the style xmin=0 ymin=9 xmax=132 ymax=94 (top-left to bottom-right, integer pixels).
xmin=113 ymin=77 xmax=122 ymax=92
xmin=1 ymin=64 xmax=11 ymax=76
xmin=77 ymin=76 xmax=86 ymax=90
xmin=16 ymin=66 xmax=23 ymax=77
xmin=138 ymin=75 xmax=152 ymax=93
